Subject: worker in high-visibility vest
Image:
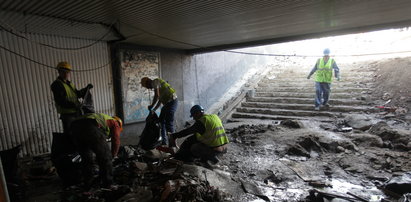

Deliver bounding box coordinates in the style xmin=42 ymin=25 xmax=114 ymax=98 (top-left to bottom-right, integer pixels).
xmin=307 ymin=48 xmax=340 ymax=111
xmin=51 ymin=61 xmax=93 ymax=133
xmin=169 ymin=105 xmax=229 ymax=167
xmin=141 ymin=77 xmax=178 ymax=146
xmin=70 ymin=113 xmax=122 ymax=189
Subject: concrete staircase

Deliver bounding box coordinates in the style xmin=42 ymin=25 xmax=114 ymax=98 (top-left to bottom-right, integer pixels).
xmin=230 ymin=66 xmax=377 ymax=122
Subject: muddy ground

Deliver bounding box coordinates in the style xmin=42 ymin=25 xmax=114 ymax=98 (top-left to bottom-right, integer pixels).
xmin=14 ymin=56 xmax=411 ymax=201
xmin=221 ymin=118 xmax=411 ymax=201
xmin=371 ymin=57 xmax=411 ymax=112
xmin=20 ymin=117 xmax=411 ymax=202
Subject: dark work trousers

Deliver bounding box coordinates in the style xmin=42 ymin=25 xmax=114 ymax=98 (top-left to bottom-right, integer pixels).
xmin=61 ymin=113 xmax=79 ymax=134
xmin=70 ymin=119 xmax=113 ymax=188
xmin=174 ymin=135 xmax=225 ymax=163
xmin=174 ymin=135 xmax=197 ymax=162
xmin=159 ymin=98 xmax=178 ymax=145
xmin=191 ymin=142 xmax=226 ymax=163
xmin=315 ymin=82 xmax=331 ymax=107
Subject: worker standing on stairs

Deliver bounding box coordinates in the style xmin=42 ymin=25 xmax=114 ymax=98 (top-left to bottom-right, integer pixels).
xmin=307 ymin=48 xmax=340 ymax=111
xmin=51 ymin=61 xmax=93 ymax=134
xmin=169 ymin=105 xmax=229 ymax=168
xmin=141 ymin=77 xmax=178 ymax=146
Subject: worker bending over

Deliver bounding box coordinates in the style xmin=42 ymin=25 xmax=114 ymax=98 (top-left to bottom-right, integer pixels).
xmin=141 ymin=77 xmax=178 ymax=145
xmin=51 ymin=61 xmax=93 ymax=133
xmin=170 ymin=105 xmax=229 ymax=167
xmin=70 ymin=113 xmax=122 ymax=188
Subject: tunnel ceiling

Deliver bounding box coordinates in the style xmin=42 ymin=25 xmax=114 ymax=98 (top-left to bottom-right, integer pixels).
xmin=2 ymin=0 xmax=411 ymax=53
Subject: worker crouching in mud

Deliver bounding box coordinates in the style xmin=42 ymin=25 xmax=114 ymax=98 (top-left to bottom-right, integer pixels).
xmin=169 ymin=105 xmax=229 ymax=168
xmin=70 ymin=113 xmax=123 ymax=189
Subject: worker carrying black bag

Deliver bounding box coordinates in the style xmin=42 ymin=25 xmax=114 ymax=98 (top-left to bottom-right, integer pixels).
xmin=139 ymin=112 xmax=162 ymax=151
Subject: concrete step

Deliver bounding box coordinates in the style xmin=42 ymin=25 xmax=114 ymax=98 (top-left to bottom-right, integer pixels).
xmin=236 ymin=107 xmax=337 ymax=117
xmin=259 ymin=79 xmax=373 ymax=84
xmin=246 ymin=97 xmax=366 ymax=105
xmin=241 ymin=102 xmax=376 ymax=113
xmin=228 ymin=66 xmax=376 ymax=123
xmin=254 ymin=92 xmax=365 ymax=99
xmin=231 ymin=112 xmax=335 ymax=122
xmin=255 ymin=87 xmax=370 ymax=93
xmin=261 ymin=80 xmax=373 ymax=84
xmin=258 ymin=81 xmax=373 ymax=88
xmin=264 ymin=71 xmax=375 ymax=78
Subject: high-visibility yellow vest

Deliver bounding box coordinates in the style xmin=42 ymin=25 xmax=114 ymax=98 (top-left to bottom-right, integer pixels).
xmin=81 ymin=113 xmax=114 ymax=137
xmin=315 ymin=58 xmax=334 ymax=83
xmin=55 ymin=79 xmax=80 ymax=114
xmin=195 ymin=114 xmax=229 ymax=147
xmin=156 ymin=78 xmax=176 ymax=104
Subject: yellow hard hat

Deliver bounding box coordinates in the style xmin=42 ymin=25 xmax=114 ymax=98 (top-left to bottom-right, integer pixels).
xmin=56 ymin=61 xmax=72 ymax=71
xmin=141 ymin=77 xmax=150 ymax=88
xmin=113 ymin=116 xmax=123 ymax=132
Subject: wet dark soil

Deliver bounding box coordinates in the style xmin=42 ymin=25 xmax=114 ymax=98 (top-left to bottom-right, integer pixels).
xmin=218 ymin=119 xmax=411 ymax=201
xmin=21 ymin=118 xmax=410 ymax=202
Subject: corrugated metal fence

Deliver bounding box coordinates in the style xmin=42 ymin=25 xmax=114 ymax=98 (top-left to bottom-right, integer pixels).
xmin=0 ymin=31 xmax=115 ymax=156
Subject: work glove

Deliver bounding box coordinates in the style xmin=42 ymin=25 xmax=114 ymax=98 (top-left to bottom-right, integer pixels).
xmin=87 ymin=83 xmax=93 ymax=89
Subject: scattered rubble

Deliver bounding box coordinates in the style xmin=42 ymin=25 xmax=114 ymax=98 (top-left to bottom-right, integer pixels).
xmin=280 ymin=119 xmax=303 ymax=128
xmin=14 ymin=116 xmax=411 ymax=202
xmin=369 ymin=121 xmax=411 ymax=151
xmin=345 ymin=114 xmax=376 ymax=131
xmin=384 ymin=172 xmax=411 ymax=196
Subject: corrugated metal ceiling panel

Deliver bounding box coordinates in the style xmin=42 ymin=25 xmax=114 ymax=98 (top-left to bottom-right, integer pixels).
xmin=2 ymin=0 xmax=411 ymax=51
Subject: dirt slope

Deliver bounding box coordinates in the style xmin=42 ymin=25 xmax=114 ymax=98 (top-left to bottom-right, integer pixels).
xmin=371 ymin=57 xmax=411 ymax=113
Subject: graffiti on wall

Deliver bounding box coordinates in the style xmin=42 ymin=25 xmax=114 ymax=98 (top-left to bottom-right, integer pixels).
xmin=121 ymin=50 xmax=159 ymax=123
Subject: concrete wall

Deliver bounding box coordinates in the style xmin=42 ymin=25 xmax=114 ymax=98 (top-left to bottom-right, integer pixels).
xmin=121 ymin=48 xmax=269 ymax=145
xmin=177 ymin=51 xmax=268 ymax=122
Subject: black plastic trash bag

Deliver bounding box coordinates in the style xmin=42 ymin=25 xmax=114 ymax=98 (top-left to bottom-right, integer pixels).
xmin=139 ymin=113 xmax=162 ymax=151
xmin=0 ymin=145 xmax=26 ymax=201
xmin=0 ymin=145 xmax=21 ymax=183
xmin=51 ymin=132 xmax=82 ymax=186
xmin=81 ymin=90 xmax=95 ymax=114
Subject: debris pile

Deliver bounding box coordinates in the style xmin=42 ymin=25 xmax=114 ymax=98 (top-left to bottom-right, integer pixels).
xmin=17 ymin=118 xmax=411 ymax=201
xmin=369 ymin=121 xmax=411 ymax=151
xmin=52 ymin=145 xmax=232 ymax=202
xmin=228 ymin=124 xmax=273 ymax=145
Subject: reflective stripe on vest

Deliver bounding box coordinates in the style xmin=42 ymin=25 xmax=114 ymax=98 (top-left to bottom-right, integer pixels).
xmin=195 ymin=114 xmax=229 ymax=147
xmin=55 ymin=79 xmax=80 ymax=114
xmin=156 ymin=78 xmax=176 ymax=104
xmin=315 ymin=58 xmax=334 ymax=83
xmin=81 ymin=113 xmax=114 ymax=137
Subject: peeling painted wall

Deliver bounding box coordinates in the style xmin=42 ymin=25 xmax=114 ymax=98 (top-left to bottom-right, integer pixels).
xmin=120 ymin=51 xmax=159 ymax=123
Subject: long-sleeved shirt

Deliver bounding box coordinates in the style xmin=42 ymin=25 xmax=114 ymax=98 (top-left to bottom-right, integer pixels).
xmin=106 ymin=119 xmax=121 ymax=157
xmin=307 ymin=57 xmax=340 ymax=79
xmin=173 ymin=121 xmax=206 ymax=139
